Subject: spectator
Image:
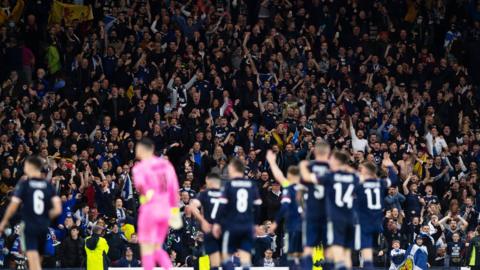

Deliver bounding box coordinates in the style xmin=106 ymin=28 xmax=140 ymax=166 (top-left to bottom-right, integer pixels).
xmin=105 ymin=223 xmax=127 ymax=262
xmin=384 ymin=186 xmax=406 ymax=211
xmin=0 ymin=0 xmax=479 ymax=267
xmin=59 ymin=226 xmax=85 ymax=267
xmin=447 ymin=233 xmax=465 ymax=267
xmin=257 ymin=249 xmax=278 ymax=267
xmin=85 ymin=226 xmax=109 ymax=270
xmin=115 ymin=246 xmax=141 ymax=267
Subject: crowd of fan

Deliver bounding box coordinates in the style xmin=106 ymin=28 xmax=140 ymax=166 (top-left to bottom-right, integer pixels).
xmin=1 ymin=0 xmax=480 ymax=268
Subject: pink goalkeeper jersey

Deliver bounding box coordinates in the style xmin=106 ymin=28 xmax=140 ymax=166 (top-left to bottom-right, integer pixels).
xmin=132 ymin=156 xmax=179 ymax=220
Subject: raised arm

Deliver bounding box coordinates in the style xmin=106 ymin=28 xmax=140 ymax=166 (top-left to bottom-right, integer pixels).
xmin=50 ymin=195 xmax=62 ymax=219
xmin=266 ymin=150 xmax=288 ymax=185
xmin=299 ymin=160 xmax=317 ymax=183
xmin=0 ymin=197 xmax=21 ymax=234
xmin=184 ymin=74 xmax=198 ymax=89
xmin=402 ymin=174 xmax=411 ymax=195
xmin=382 ymin=153 xmax=398 ymax=187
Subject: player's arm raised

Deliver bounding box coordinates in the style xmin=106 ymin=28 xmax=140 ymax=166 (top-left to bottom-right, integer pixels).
xmin=299 ymin=160 xmax=316 ymax=183
xmin=0 ymin=196 xmax=21 ymax=234
xmin=186 ymin=199 xmax=212 ymax=233
xmin=266 ymin=150 xmax=288 ymax=187
xmin=49 ymin=195 xmax=62 ymax=220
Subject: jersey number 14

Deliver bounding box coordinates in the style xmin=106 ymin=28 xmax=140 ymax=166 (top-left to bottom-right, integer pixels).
xmin=333 ymin=183 xmax=354 ymax=208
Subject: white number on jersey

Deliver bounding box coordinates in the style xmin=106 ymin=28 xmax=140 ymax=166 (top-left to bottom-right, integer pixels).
xmin=333 ymin=183 xmax=354 ymax=208
xmin=33 ymin=190 xmax=45 ymax=215
xmin=314 ymin=185 xmax=324 ymax=199
xmin=210 ymin=198 xmax=221 ymax=219
xmin=365 ymin=188 xmax=382 ymax=210
xmin=236 ymin=188 xmax=249 ymax=213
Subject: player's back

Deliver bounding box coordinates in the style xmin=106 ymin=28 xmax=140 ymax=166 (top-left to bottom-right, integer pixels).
xmin=14 ymin=178 xmax=55 ymax=230
xmin=281 ymin=183 xmax=302 ymax=232
xmin=324 ymin=170 xmax=359 ymax=222
xmin=196 ymin=188 xmax=224 ymax=224
xmin=355 ymin=178 xmax=388 ymax=231
xmin=304 ymin=161 xmax=330 ymax=221
xmin=221 ymin=178 xmax=261 ymax=231
xmin=132 ymin=157 xmax=179 ymax=219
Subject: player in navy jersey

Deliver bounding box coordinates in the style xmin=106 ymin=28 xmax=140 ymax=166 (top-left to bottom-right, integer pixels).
xmin=266 ymin=150 xmax=302 ymax=269
xmin=187 ymin=173 xmax=225 ymax=270
xmin=298 ymin=141 xmax=331 ymax=270
xmin=0 ymin=156 xmax=62 ymax=270
xmin=301 ymin=151 xmax=358 ymax=270
xmin=356 ymin=153 xmax=398 ymax=270
xmin=212 ymin=158 xmax=262 ymax=270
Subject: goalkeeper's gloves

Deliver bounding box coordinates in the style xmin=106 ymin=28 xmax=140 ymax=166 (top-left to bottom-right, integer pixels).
xmin=169 ymin=207 xmax=183 ymax=230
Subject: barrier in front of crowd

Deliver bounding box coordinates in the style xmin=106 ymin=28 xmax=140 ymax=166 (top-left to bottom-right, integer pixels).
xmin=108 ymin=267 xmax=470 ymax=270
xmin=109 ymin=268 xmax=290 ymax=270
xmin=43 ymin=267 xmax=474 ymax=270
xmin=110 ymin=268 xmax=290 ymax=270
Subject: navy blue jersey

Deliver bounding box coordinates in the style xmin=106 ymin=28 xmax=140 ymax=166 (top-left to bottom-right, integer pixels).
xmin=276 ymin=183 xmax=302 ymax=232
xmin=321 ymin=171 xmax=359 ymax=222
xmin=13 ymin=178 xmax=57 ymax=231
xmin=195 ymin=188 xmax=224 ymax=224
xmin=355 ymin=167 xmax=398 ymax=231
xmin=304 ymin=161 xmax=330 ymax=221
xmin=219 ymin=178 xmax=262 ymax=231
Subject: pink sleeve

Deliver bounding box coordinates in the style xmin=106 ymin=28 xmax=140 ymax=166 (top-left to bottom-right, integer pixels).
xmin=165 ymin=161 xmax=179 ymax=208
xmin=132 ymin=164 xmax=145 ymax=193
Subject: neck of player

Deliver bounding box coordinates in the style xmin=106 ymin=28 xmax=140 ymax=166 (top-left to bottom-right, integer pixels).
xmin=28 ymin=172 xmax=43 ymax=179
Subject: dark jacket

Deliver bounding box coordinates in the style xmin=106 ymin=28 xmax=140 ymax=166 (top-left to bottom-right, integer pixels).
xmin=105 ymin=232 xmax=126 ymax=262
xmin=115 ymin=257 xmax=141 ymax=267
xmin=60 ymin=236 xmax=85 ymax=267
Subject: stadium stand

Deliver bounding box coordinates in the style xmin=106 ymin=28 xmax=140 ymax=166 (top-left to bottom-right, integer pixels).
xmin=1 ymin=0 xmax=480 ymax=269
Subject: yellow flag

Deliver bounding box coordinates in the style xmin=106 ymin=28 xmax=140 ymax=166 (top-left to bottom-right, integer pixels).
xmin=48 ymin=0 xmax=93 ymax=26
xmin=198 ymin=255 xmax=210 ymax=270
xmin=313 ymin=246 xmax=324 ymax=270
xmin=399 ymin=256 xmax=414 ymax=270
xmin=126 ymin=85 xmax=134 ymax=101
xmin=404 ymin=0 xmax=417 ymax=23
xmin=0 ymin=0 xmax=25 ymax=26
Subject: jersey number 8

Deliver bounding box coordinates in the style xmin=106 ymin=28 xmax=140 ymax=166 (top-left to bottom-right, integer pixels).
xmin=236 ymin=188 xmax=248 ymax=213
xmin=33 ymin=190 xmax=45 ymax=215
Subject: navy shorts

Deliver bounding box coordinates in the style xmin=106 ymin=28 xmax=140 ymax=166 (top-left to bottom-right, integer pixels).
xmin=326 ymin=220 xmax=359 ymax=250
xmin=285 ymin=230 xmax=303 ymax=254
xmin=21 ymin=224 xmax=47 ymax=253
xmin=222 ymin=228 xmax=253 ymax=254
xmin=303 ymin=218 xmax=327 ymax=247
xmin=359 ymin=225 xmax=381 ymax=249
xmin=204 ymin=233 xmax=221 ymax=254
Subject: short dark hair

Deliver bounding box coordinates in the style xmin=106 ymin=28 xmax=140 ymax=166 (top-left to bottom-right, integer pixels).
xmin=137 ymin=137 xmax=155 ymax=150
xmin=287 ymin=166 xmax=300 ymax=176
xmin=228 ymin=158 xmax=245 ymax=173
xmin=206 ymin=172 xmax=221 ymax=181
xmin=361 ymin=161 xmax=377 ymax=175
xmin=25 ymin=156 xmax=44 ymax=171
xmin=332 ymin=151 xmax=350 ymax=165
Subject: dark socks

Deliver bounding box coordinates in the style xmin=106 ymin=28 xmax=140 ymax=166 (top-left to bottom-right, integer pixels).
xmin=301 ymin=255 xmax=313 ymax=270
xmin=323 ymin=259 xmax=334 ymax=270
xmin=334 ymin=262 xmax=347 ymax=270
xmin=364 ymin=260 xmax=374 ymax=270
xmin=221 ymin=261 xmax=234 ymax=270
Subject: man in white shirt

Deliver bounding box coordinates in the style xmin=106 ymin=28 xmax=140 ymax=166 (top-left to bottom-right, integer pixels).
xmin=425 ymin=126 xmax=448 ymax=156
